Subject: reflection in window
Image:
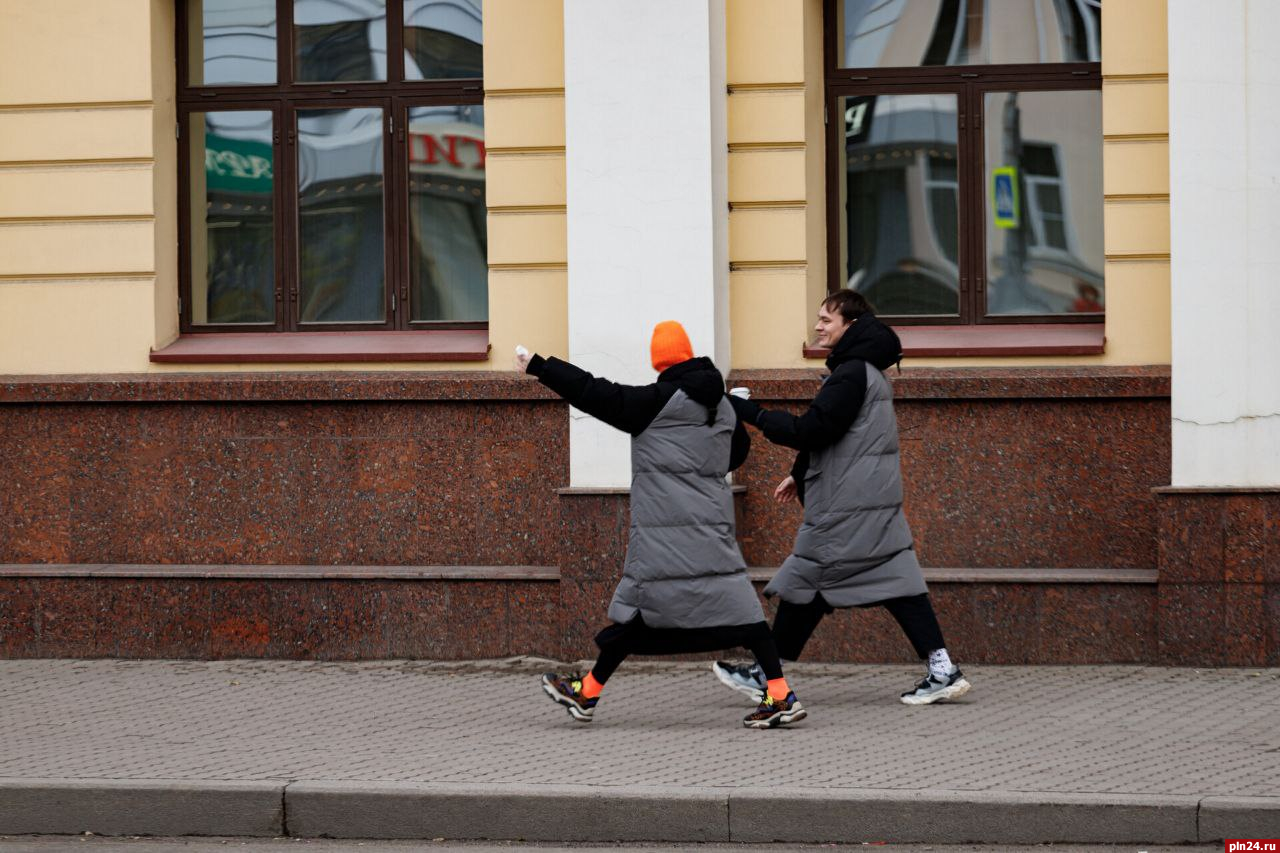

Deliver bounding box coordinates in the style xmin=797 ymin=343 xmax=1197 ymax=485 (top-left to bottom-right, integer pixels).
xmin=842 ymin=94 xmax=960 ymax=316
xmin=925 ymin=155 xmax=960 ymax=264
xmin=983 ymin=90 xmax=1102 ymax=315
xmin=189 ymin=0 xmax=277 ymax=85
xmin=298 ymin=108 xmax=385 ymax=323
xmin=1022 ymin=144 xmax=1067 ymax=250
xmin=404 ymin=0 xmax=483 ymax=80
xmin=294 ymin=0 xmax=387 ymax=82
xmin=840 ymin=0 xmax=1101 ymax=68
xmin=407 ymin=105 xmax=487 ymax=322
xmin=190 ymin=111 xmax=275 ymax=325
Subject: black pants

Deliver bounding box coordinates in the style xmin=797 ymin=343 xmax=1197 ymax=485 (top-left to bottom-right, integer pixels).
xmin=772 ymin=592 xmax=945 ymax=661
xmin=590 ymin=616 xmax=784 ymax=684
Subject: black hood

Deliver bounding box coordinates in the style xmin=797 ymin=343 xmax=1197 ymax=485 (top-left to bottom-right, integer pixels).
xmin=658 ymin=356 xmax=726 ymax=418
xmin=827 ymin=313 xmax=902 ymax=372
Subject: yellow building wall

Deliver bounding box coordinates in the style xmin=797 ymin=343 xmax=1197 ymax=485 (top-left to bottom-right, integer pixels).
xmin=726 ymin=0 xmax=824 ymax=368
xmin=1095 ymin=0 xmax=1171 ymax=367
xmin=2 ymin=1 xmax=1165 ymax=374
xmin=482 ymin=0 xmax=568 ymax=369
xmin=0 ymin=0 xmax=159 ymax=373
xmin=726 ymin=0 xmax=1172 ymax=369
xmin=0 ymin=0 xmax=566 ymax=375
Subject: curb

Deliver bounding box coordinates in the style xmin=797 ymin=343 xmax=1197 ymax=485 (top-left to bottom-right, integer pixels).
xmin=3 ymin=779 xmax=1277 ymax=843
xmin=730 ymin=788 xmax=1200 ymax=844
xmin=0 ymin=779 xmax=283 ymax=837
xmin=287 ymin=782 xmax=728 ymax=842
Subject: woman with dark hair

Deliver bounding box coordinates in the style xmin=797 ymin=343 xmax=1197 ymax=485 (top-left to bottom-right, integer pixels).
xmin=713 ymin=290 xmax=971 ymax=706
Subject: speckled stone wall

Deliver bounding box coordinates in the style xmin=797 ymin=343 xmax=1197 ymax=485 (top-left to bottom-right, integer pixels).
xmin=734 ymin=367 xmax=1172 ymax=571
xmin=0 ymin=368 xmax=1184 ymax=662
xmin=0 ymin=577 xmax=561 ymax=660
xmin=0 ymin=375 xmax=565 ymax=566
xmin=1155 ymin=489 xmax=1280 ymax=666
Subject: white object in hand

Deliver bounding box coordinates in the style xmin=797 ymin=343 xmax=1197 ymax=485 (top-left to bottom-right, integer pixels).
xmin=515 ymin=345 xmax=530 ymax=357
xmin=728 ymin=387 xmax=751 ymax=400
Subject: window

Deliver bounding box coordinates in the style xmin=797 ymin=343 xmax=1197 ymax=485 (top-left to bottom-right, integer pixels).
xmin=827 ymin=0 xmax=1102 ymax=325
xmin=179 ymin=0 xmax=485 ymax=333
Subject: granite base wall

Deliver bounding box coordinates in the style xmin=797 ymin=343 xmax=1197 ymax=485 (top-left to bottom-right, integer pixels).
xmin=0 ymin=368 xmax=1208 ymax=663
xmin=0 ymin=577 xmax=561 ymax=660
xmin=1155 ymin=489 xmax=1280 ymax=666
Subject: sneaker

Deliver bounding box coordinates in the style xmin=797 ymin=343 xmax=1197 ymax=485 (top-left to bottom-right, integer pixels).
xmin=743 ymin=691 xmax=807 ymax=729
xmin=541 ymin=672 xmax=598 ymax=722
xmin=711 ymin=660 xmax=765 ymax=702
xmin=900 ymin=667 xmax=971 ymax=705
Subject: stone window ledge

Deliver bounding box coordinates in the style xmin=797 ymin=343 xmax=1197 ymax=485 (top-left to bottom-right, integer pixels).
xmin=804 ymin=323 xmax=1105 ymax=359
xmin=151 ymin=330 xmax=490 ymax=364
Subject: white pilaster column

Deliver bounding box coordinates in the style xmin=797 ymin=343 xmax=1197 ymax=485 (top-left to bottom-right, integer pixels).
xmin=562 ymin=0 xmax=730 ymax=487
xmin=1168 ymin=0 xmax=1280 ymax=486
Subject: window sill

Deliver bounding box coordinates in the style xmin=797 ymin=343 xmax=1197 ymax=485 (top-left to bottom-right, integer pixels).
xmin=802 ymin=323 xmax=1104 ymax=359
xmin=150 ymin=330 xmax=491 ymax=364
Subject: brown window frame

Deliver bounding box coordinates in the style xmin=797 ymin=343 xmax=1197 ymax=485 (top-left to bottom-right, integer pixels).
xmin=823 ymin=0 xmax=1102 ymax=327
xmin=176 ymin=0 xmax=485 ymax=334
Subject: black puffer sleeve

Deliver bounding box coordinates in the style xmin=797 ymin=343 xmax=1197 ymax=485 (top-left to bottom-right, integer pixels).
xmin=728 ymin=417 xmax=751 ymax=472
xmin=527 ymin=355 xmax=671 ymax=436
xmin=752 ymin=360 xmax=868 ymax=452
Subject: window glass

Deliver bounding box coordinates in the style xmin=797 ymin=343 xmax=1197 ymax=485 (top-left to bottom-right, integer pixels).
xmin=297 ymin=107 xmax=386 ymax=323
xmin=190 ymin=111 xmax=276 ymax=325
xmin=841 ymin=94 xmax=960 ymax=316
xmin=294 ymin=0 xmax=387 ymax=82
xmin=983 ymin=90 xmax=1103 ymax=315
xmin=406 ymin=104 xmax=487 ymax=322
xmin=839 ymin=0 xmax=1101 ymax=69
xmin=188 ymin=0 xmax=277 ymax=85
xmin=181 ymin=1 xmax=488 ymax=332
xmin=404 ymin=0 xmax=483 ymax=80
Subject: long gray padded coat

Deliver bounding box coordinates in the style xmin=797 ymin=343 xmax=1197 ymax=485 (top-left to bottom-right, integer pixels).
xmin=764 ymin=360 xmax=927 ymax=606
xmin=525 ymin=354 xmax=764 ymax=629
xmin=609 ymin=389 xmax=765 ymax=628
xmin=740 ymin=315 xmax=927 ymax=607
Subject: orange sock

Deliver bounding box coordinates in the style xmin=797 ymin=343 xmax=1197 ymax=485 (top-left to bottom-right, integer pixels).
xmin=580 ymin=672 xmax=604 ymax=699
xmin=766 ymin=677 xmax=791 ymax=701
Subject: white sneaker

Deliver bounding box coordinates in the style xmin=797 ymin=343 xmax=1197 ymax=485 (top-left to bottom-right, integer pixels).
xmin=900 ymin=668 xmax=971 ymax=705
xmin=711 ymin=660 xmax=765 ymax=702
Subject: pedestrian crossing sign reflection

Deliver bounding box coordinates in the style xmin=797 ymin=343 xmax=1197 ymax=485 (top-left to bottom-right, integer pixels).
xmin=992 ymin=166 xmax=1019 ymax=230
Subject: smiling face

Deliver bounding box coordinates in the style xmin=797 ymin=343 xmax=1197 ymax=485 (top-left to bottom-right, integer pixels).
xmin=814 ymin=303 xmax=853 ymax=348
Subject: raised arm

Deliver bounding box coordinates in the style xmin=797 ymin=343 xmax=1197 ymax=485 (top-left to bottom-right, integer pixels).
xmin=525 ymin=354 xmax=669 ymax=436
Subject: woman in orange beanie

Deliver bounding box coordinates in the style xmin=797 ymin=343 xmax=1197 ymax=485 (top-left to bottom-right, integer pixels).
xmin=517 ymin=322 xmax=806 ymax=729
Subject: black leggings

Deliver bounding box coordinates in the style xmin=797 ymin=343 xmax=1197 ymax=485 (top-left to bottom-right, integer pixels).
xmin=590 ymin=616 xmax=784 ymax=684
xmin=772 ymin=592 xmax=945 ymax=661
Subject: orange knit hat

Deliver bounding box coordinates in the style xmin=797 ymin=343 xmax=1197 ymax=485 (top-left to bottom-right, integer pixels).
xmin=650 ymin=320 xmax=694 ymax=372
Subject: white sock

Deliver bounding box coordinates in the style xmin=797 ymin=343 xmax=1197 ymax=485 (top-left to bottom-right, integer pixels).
xmin=927 ymin=648 xmax=953 ymax=679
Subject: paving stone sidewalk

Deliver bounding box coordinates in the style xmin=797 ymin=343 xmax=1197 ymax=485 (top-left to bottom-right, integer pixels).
xmin=1 ymin=659 xmax=1278 ymax=843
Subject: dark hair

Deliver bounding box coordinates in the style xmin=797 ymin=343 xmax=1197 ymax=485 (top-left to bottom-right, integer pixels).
xmin=821 ymin=289 xmax=874 ymax=323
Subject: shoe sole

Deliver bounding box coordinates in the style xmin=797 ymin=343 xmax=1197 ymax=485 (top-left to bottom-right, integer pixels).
xmin=541 ymin=675 xmax=594 ymax=722
xmin=710 ymin=662 xmax=765 ymax=703
xmin=900 ymin=677 xmax=972 ymax=706
xmin=743 ymin=704 xmax=807 ymax=729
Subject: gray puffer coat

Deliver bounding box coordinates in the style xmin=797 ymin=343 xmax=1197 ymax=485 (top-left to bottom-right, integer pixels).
xmin=609 ymin=389 xmax=765 ymax=628
xmin=742 ymin=315 xmax=927 ymax=607
xmin=526 ymin=354 xmax=764 ymax=629
xmin=764 ymin=361 xmax=927 ymax=606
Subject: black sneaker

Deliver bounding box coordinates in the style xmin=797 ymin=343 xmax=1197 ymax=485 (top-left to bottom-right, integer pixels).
xmin=900 ymin=667 xmax=971 ymax=705
xmin=711 ymin=660 xmax=765 ymax=702
xmin=541 ymin=672 xmax=598 ymax=722
xmin=742 ymin=691 xmax=806 ymax=729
